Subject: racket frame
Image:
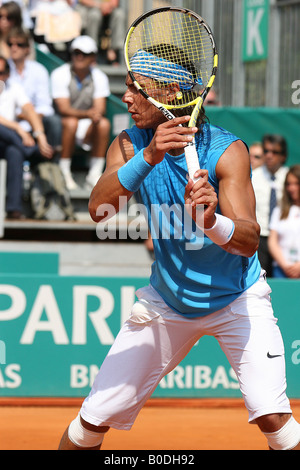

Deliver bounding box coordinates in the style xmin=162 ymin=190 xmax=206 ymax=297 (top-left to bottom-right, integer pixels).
xmin=124 ymin=6 xmax=218 ymax=181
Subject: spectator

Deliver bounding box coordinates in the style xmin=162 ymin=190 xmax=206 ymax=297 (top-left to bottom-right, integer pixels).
xmin=1 ymin=0 xmax=33 ymax=29
xmin=28 ymin=0 xmax=81 ymax=61
xmin=51 ymin=35 xmax=111 ymax=191
xmin=75 ymin=0 xmax=125 ymax=65
xmin=268 ymin=165 xmax=300 ymax=278
xmin=249 ymin=141 xmax=264 ymax=170
xmin=0 ymin=55 xmax=54 ymax=219
xmin=0 ymin=1 xmax=22 ymax=59
xmin=251 ymin=134 xmax=289 ymax=277
xmin=205 ymin=87 xmax=221 ymax=106
xmin=7 ymin=26 xmax=62 ymax=160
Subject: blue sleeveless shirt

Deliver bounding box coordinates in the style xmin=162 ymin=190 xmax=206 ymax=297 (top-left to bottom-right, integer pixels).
xmin=125 ymin=123 xmax=261 ymax=317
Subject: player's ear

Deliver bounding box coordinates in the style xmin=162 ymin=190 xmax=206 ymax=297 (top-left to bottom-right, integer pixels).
xmin=166 ymin=83 xmax=182 ymax=103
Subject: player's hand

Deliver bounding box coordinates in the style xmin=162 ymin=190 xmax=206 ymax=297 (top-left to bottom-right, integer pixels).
xmin=184 ymin=169 xmax=218 ymax=229
xmin=143 ymin=116 xmax=198 ymax=166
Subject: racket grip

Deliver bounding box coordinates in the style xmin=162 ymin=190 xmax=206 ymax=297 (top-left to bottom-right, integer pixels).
xmin=184 ymin=141 xmax=201 ymax=183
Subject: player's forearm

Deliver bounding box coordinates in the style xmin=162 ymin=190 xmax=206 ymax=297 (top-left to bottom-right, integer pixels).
xmin=221 ymin=218 xmax=260 ymax=258
xmin=89 ymin=167 xmax=132 ymax=222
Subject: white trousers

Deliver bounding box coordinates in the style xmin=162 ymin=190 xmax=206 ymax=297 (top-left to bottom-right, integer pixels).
xmin=81 ymin=272 xmax=291 ymax=430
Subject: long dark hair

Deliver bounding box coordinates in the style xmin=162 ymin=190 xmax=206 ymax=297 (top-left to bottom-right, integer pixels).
xmin=0 ymin=1 xmax=22 ymax=29
xmin=281 ymin=165 xmax=300 ymax=219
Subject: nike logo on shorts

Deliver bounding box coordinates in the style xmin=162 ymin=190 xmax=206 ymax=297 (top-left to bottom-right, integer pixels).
xmin=267 ymin=352 xmax=281 ymax=359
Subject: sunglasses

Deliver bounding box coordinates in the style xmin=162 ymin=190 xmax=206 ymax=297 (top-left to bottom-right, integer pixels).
xmin=0 ymin=70 xmax=8 ymax=75
xmin=263 ymin=149 xmax=283 ymax=155
xmin=0 ymin=14 xmax=14 ymax=21
xmin=72 ymin=49 xmax=94 ymax=57
xmin=7 ymin=41 xmax=28 ymax=48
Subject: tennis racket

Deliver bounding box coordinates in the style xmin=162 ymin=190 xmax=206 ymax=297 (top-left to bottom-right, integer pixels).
xmin=124 ymin=6 xmax=218 ymax=183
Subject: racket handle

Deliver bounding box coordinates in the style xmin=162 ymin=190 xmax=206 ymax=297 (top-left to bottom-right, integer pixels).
xmin=184 ymin=140 xmax=201 ymax=183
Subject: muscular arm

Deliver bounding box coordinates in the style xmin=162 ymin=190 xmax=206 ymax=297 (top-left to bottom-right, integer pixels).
xmin=89 ymin=131 xmax=135 ymax=222
xmin=217 ymin=140 xmax=260 ymax=257
xmin=89 ymin=115 xmax=197 ymax=222
xmin=186 ymin=140 xmax=260 ymax=258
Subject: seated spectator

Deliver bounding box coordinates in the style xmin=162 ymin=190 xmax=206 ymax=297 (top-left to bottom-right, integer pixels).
xmin=268 ymin=165 xmax=300 ymax=278
xmin=0 ymin=55 xmax=54 ymax=219
xmin=205 ymin=87 xmax=221 ymax=106
xmin=7 ymin=26 xmax=62 ymax=160
xmin=51 ymin=35 xmax=111 ymax=191
xmin=0 ymin=1 xmax=22 ymax=59
xmin=249 ymin=141 xmax=264 ymax=170
xmin=251 ymin=134 xmax=289 ymax=277
xmin=1 ymin=0 xmax=33 ymax=30
xmin=8 ymin=28 xmax=61 ymax=158
xmin=76 ymin=0 xmax=125 ymax=65
xmin=28 ymin=0 xmax=81 ymax=61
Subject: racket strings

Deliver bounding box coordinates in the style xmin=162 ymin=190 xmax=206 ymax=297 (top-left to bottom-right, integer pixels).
xmin=127 ymin=11 xmax=215 ymax=108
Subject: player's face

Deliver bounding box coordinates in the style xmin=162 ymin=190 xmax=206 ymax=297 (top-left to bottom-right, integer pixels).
xmin=122 ymin=73 xmax=167 ymax=129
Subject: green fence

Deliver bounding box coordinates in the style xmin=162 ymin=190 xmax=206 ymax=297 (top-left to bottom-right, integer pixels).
xmin=0 ymin=252 xmax=299 ymax=399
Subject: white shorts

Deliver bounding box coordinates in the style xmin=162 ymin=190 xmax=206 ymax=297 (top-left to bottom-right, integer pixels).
xmin=80 ymin=272 xmax=291 ymax=429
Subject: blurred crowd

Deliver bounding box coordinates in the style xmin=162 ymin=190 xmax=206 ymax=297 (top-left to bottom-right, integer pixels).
xmin=0 ymin=0 xmax=125 ymax=64
xmin=250 ymin=135 xmax=300 ymax=280
xmin=0 ymin=0 xmax=125 ymax=220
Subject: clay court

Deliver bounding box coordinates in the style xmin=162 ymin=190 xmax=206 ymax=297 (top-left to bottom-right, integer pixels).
xmin=1 ymin=398 xmax=300 ymax=450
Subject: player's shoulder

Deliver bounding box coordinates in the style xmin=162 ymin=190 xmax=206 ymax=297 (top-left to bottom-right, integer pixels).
xmin=206 ymin=123 xmax=240 ymax=148
xmin=201 ymin=123 xmax=243 ymax=160
xmin=124 ymin=125 xmax=154 ymax=151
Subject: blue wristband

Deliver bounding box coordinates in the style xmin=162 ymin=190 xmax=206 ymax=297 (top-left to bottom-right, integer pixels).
xmin=118 ymin=149 xmax=154 ymax=192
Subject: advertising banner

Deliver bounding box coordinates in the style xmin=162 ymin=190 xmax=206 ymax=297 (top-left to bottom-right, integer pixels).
xmin=0 ymin=253 xmax=299 ymax=399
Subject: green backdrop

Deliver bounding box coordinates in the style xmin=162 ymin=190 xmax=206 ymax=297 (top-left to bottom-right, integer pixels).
xmin=206 ymin=107 xmax=300 ymax=168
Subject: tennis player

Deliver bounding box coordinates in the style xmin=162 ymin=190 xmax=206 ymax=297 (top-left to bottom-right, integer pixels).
xmin=58 ymin=62 xmax=300 ymax=451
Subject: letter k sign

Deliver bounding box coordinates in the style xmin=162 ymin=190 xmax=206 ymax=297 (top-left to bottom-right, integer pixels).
xmin=243 ymin=0 xmax=269 ymax=62
xmin=247 ymin=9 xmax=264 ymax=57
